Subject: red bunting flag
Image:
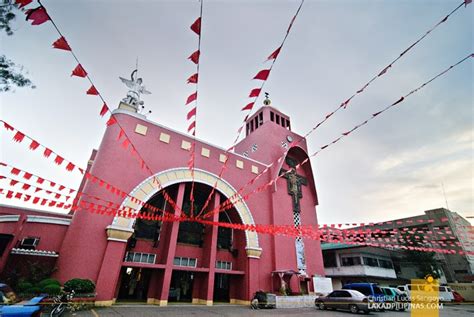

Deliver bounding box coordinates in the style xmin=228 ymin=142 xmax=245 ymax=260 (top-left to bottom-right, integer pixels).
xmin=65 ymin=162 xmax=75 ymax=171
xmin=50 ymin=181 xmax=56 ymax=187
xmin=22 ymin=184 xmax=31 ymax=191
xmin=253 ymin=69 xmax=270 ymax=81
xmin=248 ymin=88 xmax=261 ymax=98
xmin=71 ymin=64 xmax=87 ymax=78
xmin=106 ymin=116 xmax=116 ymax=126
xmin=241 ymin=102 xmax=254 ymax=111
xmin=188 ymin=50 xmax=200 ymax=64
xmin=43 ymin=148 xmax=52 ymax=158
xmin=36 ymin=178 xmax=44 ymax=184
xmin=186 ymin=92 xmax=197 ymax=105
xmin=87 ymin=85 xmax=99 ymax=95
xmin=372 ymin=111 xmax=383 ymax=117
xmin=465 ymin=0 xmax=472 ymax=6
xmin=13 ymin=131 xmax=25 ymax=143
xmin=54 ymin=155 xmax=64 ymax=166
xmin=392 ymin=96 xmax=404 ymax=106
xmin=3 ymin=122 xmax=14 ymax=131
xmin=25 ymin=6 xmax=49 ymax=25
xmin=10 ymin=180 xmax=19 ymax=186
xmin=187 ymin=73 xmax=198 ymax=84
xmin=378 ymin=64 xmax=392 ymax=77
xmin=24 ymin=194 xmax=31 ymax=202
xmin=100 ymin=103 xmax=109 ymax=116
xmin=187 ymin=107 xmax=197 ymax=120
xmin=59 ymin=185 xmax=65 ymax=191
xmin=190 ymin=17 xmax=201 ymax=35
xmin=29 ymin=140 xmax=39 ymax=150
xmin=267 ymin=46 xmax=281 ymax=61
xmin=52 ymin=36 xmax=71 ymax=51
xmin=16 ymin=0 xmax=33 ymax=9
xmin=23 ymin=173 xmax=32 ymax=180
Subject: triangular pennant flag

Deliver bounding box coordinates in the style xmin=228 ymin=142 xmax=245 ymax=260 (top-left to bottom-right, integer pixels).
xmin=188 ymin=50 xmax=200 ymax=64
xmin=23 ymin=172 xmax=33 ymax=180
xmin=43 ymin=148 xmax=52 ymax=158
xmin=25 ymin=6 xmax=49 ymax=25
xmin=52 ymin=36 xmax=71 ymax=51
xmin=253 ymin=69 xmax=270 ymax=80
xmin=29 ymin=140 xmax=39 ymax=150
xmin=100 ymin=103 xmax=109 ymax=116
xmin=248 ymin=88 xmax=261 ymax=98
xmin=391 ymin=96 xmax=404 ymax=106
xmin=186 ymin=92 xmax=197 ymax=105
xmin=466 ymin=0 xmax=472 ymax=7
xmin=378 ymin=64 xmax=392 ymax=77
xmin=267 ymin=46 xmax=281 ymax=61
xmin=65 ymin=162 xmax=75 ymax=171
xmin=241 ymin=102 xmax=254 ymax=111
xmin=190 ymin=17 xmax=201 ymax=35
xmin=71 ymin=64 xmax=87 ymax=78
xmin=36 ymin=177 xmax=44 ymax=184
xmin=16 ymin=0 xmax=33 ymax=9
xmin=3 ymin=122 xmax=14 ymax=131
xmin=106 ymin=116 xmax=117 ymax=126
xmin=86 ymin=85 xmax=99 ymax=95
xmin=187 ymin=107 xmax=197 ymax=120
xmin=54 ymin=155 xmax=64 ymax=166
xmin=13 ymin=131 xmax=25 ymax=143
xmin=187 ymin=73 xmax=198 ymax=84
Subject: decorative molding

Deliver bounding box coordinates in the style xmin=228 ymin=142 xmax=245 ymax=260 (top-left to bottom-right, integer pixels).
xmin=0 ymin=215 xmax=20 ymax=222
xmin=106 ymin=225 xmax=134 ymax=241
xmin=26 ymin=215 xmax=71 ymax=226
xmin=245 ymin=246 xmax=263 ymax=258
xmin=135 ymin=124 xmax=148 ymax=136
xmin=11 ymin=248 xmax=58 ymax=257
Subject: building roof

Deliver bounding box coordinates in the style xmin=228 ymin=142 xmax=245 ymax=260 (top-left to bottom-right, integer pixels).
xmin=321 ymin=243 xmax=360 ymax=251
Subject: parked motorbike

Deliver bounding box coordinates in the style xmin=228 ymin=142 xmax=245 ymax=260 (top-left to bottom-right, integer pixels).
xmin=50 ymin=290 xmax=75 ymax=317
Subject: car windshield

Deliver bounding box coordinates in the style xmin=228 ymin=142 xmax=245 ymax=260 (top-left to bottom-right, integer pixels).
xmin=374 ymin=286 xmax=384 ymax=295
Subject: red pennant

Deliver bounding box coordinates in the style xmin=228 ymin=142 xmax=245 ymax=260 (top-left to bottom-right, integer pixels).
xmin=54 ymin=193 xmax=60 ymax=199
xmin=190 ymin=17 xmax=201 ymax=35
xmin=13 ymin=131 xmax=25 ymax=143
xmin=188 ymin=121 xmax=196 ymax=132
xmin=188 ymin=50 xmax=200 ymax=64
xmin=392 ymin=96 xmax=404 ymax=106
xmin=22 ymin=184 xmax=31 ymax=190
xmin=248 ymin=88 xmax=261 ymax=98
xmin=54 ymin=155 xmax=64 ymax=166
xmin=186 ymin=92 xmax=197 ymax=105
xmin=267 ymin=46 xmax=281 ymax=61
xmin=59 ymin=185 xmax=65 ymax=191
xmin=24 ymin=194 xmax=31 ymax=202
xmin=29 ymin=140 xmax=39 ymax=150
xmin=121 ymin=139 xmax=130 ymax=149
xmin=10 ymin=180 xmax=19 ymax=186
xmin=117 ymin=129 xmax=125 ymax=140
xmin=100 ymin=103 xmax=109 ymax=116
xmin=6 ymin=191 xmax=13 ymax=199
xmin=15 ymin=192 xmax=22 ymax=199
xmin=32 ymin=197 xmax=40 ymax=204
xmin=378 ymin=64 xmax=392 ymax=77
xmin=87 ymin=85 xmax=99 ymax=95
xmin=466 ymin=0 xmax=472 ymax=7
xmin=106 ymin=117 xmax=117 ymax=126
xmin=43 ymin=148 xmax=52 ymax=158
xmin=23 ymin=172 xmax=32 ymax=180
xmin=253 ymin=69 xmax=270 ymax=81
xmin=52 ymin=36 xmax=71 ymax=51
xmin=50 ymin=181 xmax=56 ymax=187
xmin=65 ymin=162 xmax=75 ymax=171
xmin=25 ymin=6 xmax=49 ymax=25
xmin=16 ymin=0 xmax=33 ymax=9
xmin=11 ymin=168 xmax=21 ymax=175
xmin=40 ymin=198 xmax=47 ymax=206
xmin=71 ymin=64 xmax=87 ymax=78
xmin=3 ymin=122 xmax=14 ymax=131
xmin=372 ymin=111 xmax=383 ymax=117
xmin=36 ymin=177 xmax=44 ymax=184
xmin=187 ymin=73 xmax=198 ymax=84
xmin=241 ymin=102 xmax=254 ymax=111
xmin=187 ymin=107 xmax=197 ymax=120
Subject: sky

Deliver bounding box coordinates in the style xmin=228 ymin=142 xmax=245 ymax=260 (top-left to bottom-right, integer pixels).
xmin=1 ymin=0 xmax=473 ymax=226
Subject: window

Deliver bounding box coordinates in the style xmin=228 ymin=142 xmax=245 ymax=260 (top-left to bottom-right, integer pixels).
xmin=352 ymin=286 xmax=371 ymax=296
xmin=259 ymin=112 xmax=263 ymax=125
xmin=286 ymin=119 xmax=290 ymax=130
xmin=134 ymin=217 xmax=161 ymax=241
xmin=378 ymin=259 xmax=393 ymax=269
xmin=454 ymin=270 xmax=468 ymax=274
xmin=217 ymin=212 xmax=232 ymax=249
xmin=124 ymin=252 xmax=156 ymax=264
xmin=276 ymin=115 xmax=280 ymax=125
xmin=270 ymin=111 xmax=275 ymax=122
xmin=20 ymin=237 xmax=39 ymax=249
xmin=0 ymin=234 xmax=13 ymax=256
xmin=323 ymin=252 xmax=337 ymax=267
xmin=250 ymin=120 xmax=254 ymax=132
xmin=254 ymin=117 xmax=259 ymax=129
xmin=341 ymin=256 xmax=361 ymax=266
xmin=363 ymin=257 xmax=379 ymax=267
xmin=174 ymin=257 xmax=197 ymax=268
xmin=216 ymin=260 xmax=232 ymax=270
xmin=177 ymin=200 xmax=204 ymax=246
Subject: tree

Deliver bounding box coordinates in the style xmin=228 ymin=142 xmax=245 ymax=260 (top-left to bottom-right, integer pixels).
xmin=0 ymin=0 xmax=35 ymax=92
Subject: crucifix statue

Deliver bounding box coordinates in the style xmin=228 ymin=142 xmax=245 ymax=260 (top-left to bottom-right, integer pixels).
xmin=280 ymin=156 xmax=308 ymax=275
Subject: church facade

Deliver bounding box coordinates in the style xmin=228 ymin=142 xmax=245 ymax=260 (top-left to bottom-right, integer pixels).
xmin=0 ymin=99 xmax=324 ymax=306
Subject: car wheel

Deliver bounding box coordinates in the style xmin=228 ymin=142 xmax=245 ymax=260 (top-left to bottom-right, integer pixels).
xmin=349 ymin=304 xmax=359 ymax=314
xmin=318 ymin=302 xmax=326 ymax=310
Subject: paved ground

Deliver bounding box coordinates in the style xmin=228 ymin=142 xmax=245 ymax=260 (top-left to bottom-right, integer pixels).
xmin=56 ymin=303 xmax=474 ymax=317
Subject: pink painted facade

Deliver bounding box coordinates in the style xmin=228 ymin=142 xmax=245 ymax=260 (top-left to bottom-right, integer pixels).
xmin=0 ymin=102 xmax=324 ymax=305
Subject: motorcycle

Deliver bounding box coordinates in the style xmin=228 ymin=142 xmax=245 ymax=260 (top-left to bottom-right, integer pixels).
xmin=50 ymin=290 xmax=75 ymax=317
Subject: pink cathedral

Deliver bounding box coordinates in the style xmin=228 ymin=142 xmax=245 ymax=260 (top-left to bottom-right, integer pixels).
xmin=0 ymin=96 xmax=324 ymax=306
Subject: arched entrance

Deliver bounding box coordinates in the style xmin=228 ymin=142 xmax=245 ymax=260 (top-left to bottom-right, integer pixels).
xmin=107 ymin=168 xmax=261 ymax=305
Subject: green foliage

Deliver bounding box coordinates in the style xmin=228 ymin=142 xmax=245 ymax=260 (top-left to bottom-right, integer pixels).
xmin=0 ymin=1 xmax=34 ymax=92
xmin=16 ymin=282 xmax=33 ymax=292
xmin=37 ymin=278 xmax=61 ymax=289
xmin=64 ymin=279 xmax=96 ymax=294
xmin=43 ymin=284 xmax=61 ymax=295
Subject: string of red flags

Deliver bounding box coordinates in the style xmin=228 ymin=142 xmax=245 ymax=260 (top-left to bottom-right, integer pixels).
xmin=199 ymin=53 xmax=473 ymax=220
xmin=194 ymin=0 xmax=306 ymax=219
xmin=0 ymin=175 xmax=72 ymax=201
xmin=21 ymin=1 xmax=186 ymax=218
xmin=202 ymin=1 xmax=473 ymax=219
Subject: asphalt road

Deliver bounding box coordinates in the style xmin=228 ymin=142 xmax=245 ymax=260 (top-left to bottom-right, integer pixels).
xmin=56 ymin=303 xmax=474 ymax=317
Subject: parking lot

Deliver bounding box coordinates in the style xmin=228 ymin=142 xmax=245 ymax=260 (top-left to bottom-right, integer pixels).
xmin=60 ymin=303 xmax=474 ymax=317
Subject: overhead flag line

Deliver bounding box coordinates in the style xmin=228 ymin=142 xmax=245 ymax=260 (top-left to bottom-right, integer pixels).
xmin=195 ymin=0 xmax=306 ymax=218
xmin=199 ymin=53 xmax=473 ymax=220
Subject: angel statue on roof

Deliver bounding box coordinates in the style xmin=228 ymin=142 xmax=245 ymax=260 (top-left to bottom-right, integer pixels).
xmin=119 ymin=69 xmax=151 ymax=109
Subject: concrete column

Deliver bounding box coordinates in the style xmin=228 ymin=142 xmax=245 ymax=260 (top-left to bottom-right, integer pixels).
xmin=157 ymin=183 xmax=185 ymax=306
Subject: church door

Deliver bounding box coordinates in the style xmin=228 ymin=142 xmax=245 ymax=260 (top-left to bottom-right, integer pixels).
xmin=213 ymin=274 xmax=230 ymax=302
xmin=117 ymin=267 xmax=151 ymax=301
xmin=169 ymin=271 xmax=194 ymax=302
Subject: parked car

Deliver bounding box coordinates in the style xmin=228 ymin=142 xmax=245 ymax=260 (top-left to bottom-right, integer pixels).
xmin=380 ymin=286 xmax=408 ymax=311
xmin=250 ymin=291 xmax=276 ymax=309
xmin=0 ymin=283 xmax=44 ymax=317
xmin=397 ymin=284 xmax=454 ymax=302
xmin=315 ymin=289 xmax=372 ymax=314
xmin=342 ymin=283 xmax=385 ymax=306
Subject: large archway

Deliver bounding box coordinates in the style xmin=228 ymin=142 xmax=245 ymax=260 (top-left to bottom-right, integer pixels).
xmin=108 ymin=167 xmax=261 ymax=257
